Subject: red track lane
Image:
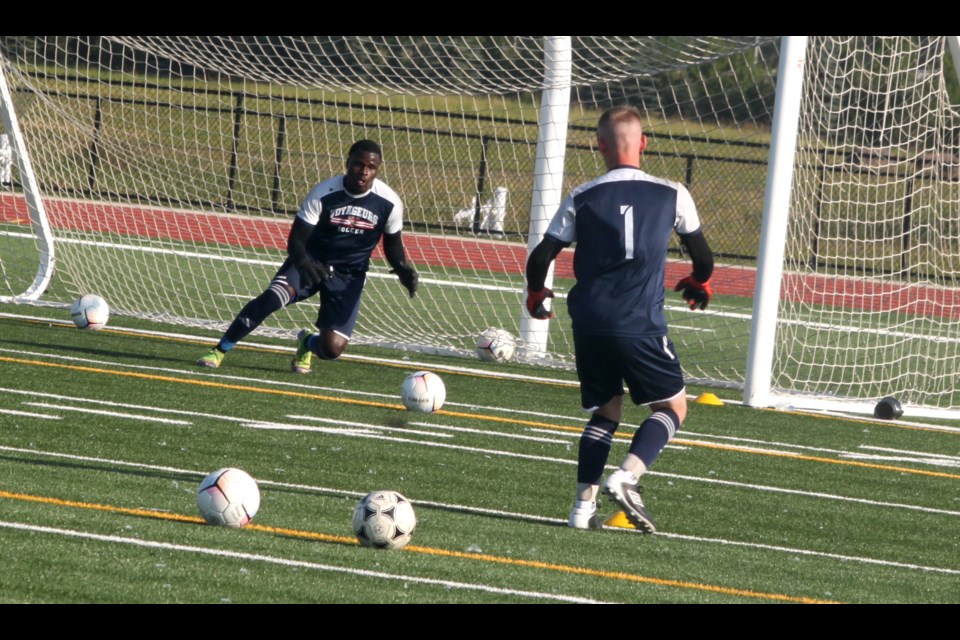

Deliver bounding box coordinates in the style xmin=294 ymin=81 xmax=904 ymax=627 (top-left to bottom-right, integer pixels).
xmin=2 ymin=193 xmax=958 ymax=319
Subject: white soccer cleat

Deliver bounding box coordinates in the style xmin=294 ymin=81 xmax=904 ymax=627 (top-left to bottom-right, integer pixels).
xmin=603 ymin=469 xmax=656 ymax=533
xmin=568 ymin=501 xmax=601 ymax=530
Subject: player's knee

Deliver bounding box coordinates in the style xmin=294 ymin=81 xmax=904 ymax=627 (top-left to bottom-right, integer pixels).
xmin=595 ymin=395 xmax=624 ymax=423
xmin=652 ymin=394 xmax=686 ymax=425
xmin=315 ymin=331 xmax=347 ymax=360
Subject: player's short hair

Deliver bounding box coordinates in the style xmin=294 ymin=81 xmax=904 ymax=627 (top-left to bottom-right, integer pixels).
xmin=597 ymin=106 xmax=644 ymax=139
xmin=348 ymin=139 xmax=383 ymax=160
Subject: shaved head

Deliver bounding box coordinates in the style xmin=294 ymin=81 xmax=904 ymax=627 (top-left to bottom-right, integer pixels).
xmin=597 ymin=106 xmax=647 ymax=170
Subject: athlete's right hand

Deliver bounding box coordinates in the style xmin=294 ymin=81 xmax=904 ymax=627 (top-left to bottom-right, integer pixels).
xmin=297 ymin=258 xmax=331 ymax=290
xmin=526 ymin=287 xmax=555 ymax=319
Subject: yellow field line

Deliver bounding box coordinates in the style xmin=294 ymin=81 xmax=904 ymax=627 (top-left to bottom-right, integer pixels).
xmin=2 ymin=354 xmax=957 ymax=481
xmin=403 ymin=544 xmax=840 ymax=604
xmin=0 ymin=488 xmax=838 ymax=604
xmin=669 ymin=437 xmax=960 ymax=481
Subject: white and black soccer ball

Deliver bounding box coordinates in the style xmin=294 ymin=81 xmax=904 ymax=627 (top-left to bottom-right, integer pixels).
xmin=352 ymin=490 xmax=417 ymax=550
xmin=476 ymin=327 xmax=517 ymax=362
xmin=401 ymin=371 xmax=445 ymax=413
xmin=196 ymin=467 xmax=261 ymax=528
xmin=70 ymin=294 xmax=110 ymax=330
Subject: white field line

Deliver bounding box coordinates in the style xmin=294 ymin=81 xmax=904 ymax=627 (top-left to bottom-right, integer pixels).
xmin=0 ymin=443 xmax=956 ymax=578
xmin=276 ymin=417 xmax=456 ymax=439
xmin=0 ymin=521 xmax=607 ymax=604
xmin=240 ymin=421 xmax=568 ymax=464
xmin=654 ymin=531 xmax=960 ymax=576
xmin=24 ymin=402 xmax=193 ymax=426
xmin=409 ymin=422 xmax=571 ymax=445
xmin=859 ymin=445 xmax=960 ymax=462
xmin=350 ymin=416 xmax=570 ymax=445
xmin=681 ymin=430 xmax=960 ymax=468
xmin=0 ymin=408 xmax=61 ymax=420
xmin=240 ymin=422 xmax=382 ymax=437
xmin=0 ymin=231 xmax=524 ymax=294
xmin=840 ymin=453 xmax=960 ymax=468
xmin=656 ymin=470 xmax=960 ymax=518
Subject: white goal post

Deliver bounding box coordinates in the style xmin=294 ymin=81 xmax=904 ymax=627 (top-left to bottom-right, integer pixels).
xmin=2 ymin=36 xmax=960 ymax=418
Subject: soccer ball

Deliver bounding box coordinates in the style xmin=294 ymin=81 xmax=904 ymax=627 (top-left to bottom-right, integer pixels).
xmin=476 ymin=327 xmax=517 ymax=362
xmin=352 ymin=490 xmax=417 ymax=550
xmin=70 ymin=294 xmax=110 ymax=330
xmin=401 ymin=371 xmax=445 ymax=413
xmin=874 ymin=396 xmax=904 ymax=420
xmin=196 ymin=467 xmax=261 ymax=528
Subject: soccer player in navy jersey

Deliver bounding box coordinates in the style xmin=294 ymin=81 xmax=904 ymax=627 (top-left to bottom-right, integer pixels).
xmin=525 ymin=106 xmax=714 ymax=532
xmin=197 ymin=139 xmax=418 ymax=372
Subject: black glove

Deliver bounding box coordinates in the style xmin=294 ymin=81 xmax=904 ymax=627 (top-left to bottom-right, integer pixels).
xmin=296 ymin=258 xmax=330 ymax=291
xmin=391 ymin=265 xmax=419 ymax=298
xmin=674 ymin=274 xmax=713 ymax=310
xmin=526 ymin=287 xmax=555 ymax=319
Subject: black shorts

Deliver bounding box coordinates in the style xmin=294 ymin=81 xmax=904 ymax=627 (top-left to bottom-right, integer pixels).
xmin=272 ymin=258 xmax=365 ymax=339
xmin=573 ymin=333 xmax=685 ymax=411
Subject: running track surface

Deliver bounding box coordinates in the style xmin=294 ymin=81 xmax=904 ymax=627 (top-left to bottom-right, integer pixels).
xmin=2 ymin=194 xmax=958 ymax=319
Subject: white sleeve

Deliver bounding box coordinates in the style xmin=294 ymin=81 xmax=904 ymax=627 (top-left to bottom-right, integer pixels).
xmin=384 ymin=199 xmax=404 ymax=235
xmin=295 ymin=184 xmax=324 ymax=225
xmin=544 ymin=193 xmax=577 ymax=244
xmin=674 ymin=184 xmax=702 ymax=235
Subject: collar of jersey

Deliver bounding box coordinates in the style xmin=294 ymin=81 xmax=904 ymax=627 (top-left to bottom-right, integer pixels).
xmin=342 ymin=176 xmax=374 ymax=198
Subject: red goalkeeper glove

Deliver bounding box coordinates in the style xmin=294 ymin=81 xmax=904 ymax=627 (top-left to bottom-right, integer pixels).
xmin=674 ymin=275 xmax=713 ymax=310
xmin=526 ymin=287 xmax=555 ymax=319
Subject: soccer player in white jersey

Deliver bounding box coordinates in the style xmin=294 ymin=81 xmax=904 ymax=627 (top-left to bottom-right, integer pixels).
xmin=525 ymin=106 xmax=714 ymax=532
xmin=197 ymin=140 xmax=418 ymax=372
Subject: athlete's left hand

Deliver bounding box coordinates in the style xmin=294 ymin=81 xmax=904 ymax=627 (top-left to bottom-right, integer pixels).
xmin=391 ymin=265 xmax=419 ymax=298
xmin=526 ymin=287 xmax=555 ymax=319
xmin=674 ymin=274 xmax=713 ymax=310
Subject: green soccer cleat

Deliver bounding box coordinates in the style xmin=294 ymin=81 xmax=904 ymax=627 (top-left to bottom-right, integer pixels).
xmin=196 ymin=348 xmax=225 ymax=369
xmin=292 ymin=329 xmax=314 ymax=374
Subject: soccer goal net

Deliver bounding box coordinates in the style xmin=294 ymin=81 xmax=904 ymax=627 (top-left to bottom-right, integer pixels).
xmin=1 ymin=36 xmax=958 ymax=416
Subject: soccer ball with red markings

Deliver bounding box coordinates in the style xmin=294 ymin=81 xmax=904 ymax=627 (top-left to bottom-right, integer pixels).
xmin=476 ymin=327 xmax=516 ymax=362
xmin=70 ymin=294 xmax=110 ymax=330
xmin=401 ymin=371 xmax=445 ymax=413
xmin=352 ymin=490 xmax=417 ymax=550
xmin=196 ymin=467 xmax=261 ymax=528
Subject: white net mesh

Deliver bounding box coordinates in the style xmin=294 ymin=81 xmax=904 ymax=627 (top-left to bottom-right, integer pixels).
xmin=6 ymin=36 xmax=954 ymax=412
xmin=781 ymin=36 xmax=960 ymax=410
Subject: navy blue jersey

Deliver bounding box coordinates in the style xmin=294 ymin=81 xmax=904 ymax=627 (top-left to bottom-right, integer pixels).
xmin=544 ymin=167 xmax=701 ymax=337
xmin=296 ymin=175 xmax=404 ymax=272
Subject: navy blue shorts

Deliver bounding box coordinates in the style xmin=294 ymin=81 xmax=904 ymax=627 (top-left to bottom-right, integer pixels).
xmin=573 ymin=333 xmax=685 ymax=410
xmin=272 ymin=258 xmax=365 ymax=340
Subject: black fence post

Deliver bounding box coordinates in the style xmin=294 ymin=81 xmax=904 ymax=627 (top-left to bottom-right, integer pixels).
xmin=87 ymin=96 xmax=103 ymax=194
xmin=226 ymin=92 xmax=244 ymax=211
xmin=902 ymin=170 xmax=916 ymax=277
xmin=271 ymin=114 xmax=286 ymax=213
xmin=472 ymin=135 xmax=490 ymax=234
xmin=810 ymin=146 xmax=830 ymax=269
xmin=685 ymin=154 xmax=694 ymax=188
